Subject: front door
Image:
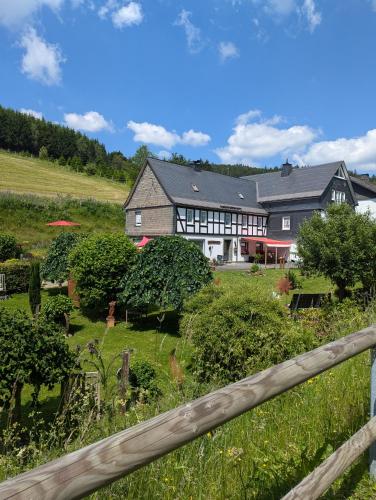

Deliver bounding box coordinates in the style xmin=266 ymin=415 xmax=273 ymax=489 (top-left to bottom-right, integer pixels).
xmin=223 ymin=240 xmax=232 ymax=262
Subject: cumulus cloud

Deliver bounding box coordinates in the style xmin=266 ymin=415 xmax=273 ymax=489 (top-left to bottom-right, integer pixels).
xmin=0 ymin=0 xmax=63 ymax=29
xmin=174 ymin=9 xmax=203 ymax=54
xmin=218 ymin=41 xmax=239 ymax=62
xmin=20 ymin=108 xmax=43 ymax=119
xmin=64 ymin=111 xmax=113 ymax=132
xmin=294 ymin=130 xmax=376 ymax=171
xmin=112 ymin=2 xmax=143 ymax=28
xmin=127 ymin=121 xmax=211 ymax=149
xmin=300 ymin=0 xmax=321 ymax=32
xmin=215 ymin=110 xmax=317 ymax=164
xmin=20 ymin=28 xmax=65 ymax=85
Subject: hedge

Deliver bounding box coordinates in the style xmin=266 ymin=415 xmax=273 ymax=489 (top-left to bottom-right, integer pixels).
xmin=0 ymin=259 xmax=30 ymax=293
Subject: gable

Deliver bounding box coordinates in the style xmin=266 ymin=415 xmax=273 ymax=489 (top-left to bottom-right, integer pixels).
xmin=126 ymin=164 xmax=171 ymax=209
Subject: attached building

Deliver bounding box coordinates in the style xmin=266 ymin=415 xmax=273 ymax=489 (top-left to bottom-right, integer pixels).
xmin=124 ymin=158 xmax=358 ymax=263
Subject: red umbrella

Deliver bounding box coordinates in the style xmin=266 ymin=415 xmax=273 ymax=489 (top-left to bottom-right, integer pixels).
xmin=136 ymin=236 xmax=152 ymax=248
xmin=46 ymin=220 xmax=81 ymax=227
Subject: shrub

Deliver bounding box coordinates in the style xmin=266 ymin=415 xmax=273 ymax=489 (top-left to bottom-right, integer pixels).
xmin=119 ymin=236 xmax=213 ymax=310
xmin=42 ymin=295 xmax=74 ymax=326
xmin=181 ymin=282 xmax=316 ymax=384
xmin=41 ymin=232 xmax=83 ymax=284
xmin=0 ymin=260 xmax=30 ymax=293
xmin=250 ymin=263 xmax=260 ymax=274
xmin=39 ymin=146 xmax=48 ymax=160
xmin=0 ymin=233 xmax=20 ymax=262
xmin=129 ymin=360 xmax=161 ymax=400
xmin=29 ymin=261 xmax=41 ymax=316
xmin=68 ymin=233 xmax=137 ymax=312
xmin=286 ymin=270 xmax=301 ymax=290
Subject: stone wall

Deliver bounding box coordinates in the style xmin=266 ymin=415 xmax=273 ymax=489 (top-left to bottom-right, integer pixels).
xmin=126 ymin=206 xmax=175 ymax=236
xmin=127 ymin=164 xmax=171 ymax=208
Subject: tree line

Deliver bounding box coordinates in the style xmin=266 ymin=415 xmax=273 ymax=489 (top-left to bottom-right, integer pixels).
xmin=0 ymin=104 xmax=278 ymax=187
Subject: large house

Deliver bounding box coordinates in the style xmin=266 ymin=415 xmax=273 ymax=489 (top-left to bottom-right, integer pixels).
xmin=124 ymin=157 xmax=363 ymax=263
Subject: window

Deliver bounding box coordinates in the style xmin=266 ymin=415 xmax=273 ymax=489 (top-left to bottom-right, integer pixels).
xmin=257 ymin=217 xmax=263 ymax=230
xmin=225 ymin=213 xmax=231 ymax=226
xmin=238 ymin=193 xmax=244 ymax=199
xmin=135 ymin=210 xmax=142 ymax=227
xmin=192 ymin=184 xmax=199 ymax=192
xmin=187 ymin=208 xmax=194 ymax=224
xmin=282 ymin=216 xmax=290 ymax=231
xmin=200 ymin=211 xmax=207 ymax=224
xmin=332 ymin=190 xmax=346 ymax=204
xmin=242 ymin=215 xmax=247 ymax=227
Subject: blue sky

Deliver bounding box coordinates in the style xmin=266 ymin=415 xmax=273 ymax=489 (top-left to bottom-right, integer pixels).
xmin=1 ymin=0 xmax=376 ymax=172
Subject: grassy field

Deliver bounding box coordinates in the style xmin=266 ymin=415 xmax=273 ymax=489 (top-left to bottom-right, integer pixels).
xmin=0 ymin=150 xmax=129 ymax=203
xmin=0 ymin=193 xmax=124 ymax=254
xmin=1 ymin=270 xmax=375 ymax=498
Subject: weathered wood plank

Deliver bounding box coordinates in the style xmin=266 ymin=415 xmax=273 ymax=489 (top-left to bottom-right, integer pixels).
xmin=1 ymin=325 xmax=375 ymax=500
xmin=282 ymin=415 xmax=376 ymax=500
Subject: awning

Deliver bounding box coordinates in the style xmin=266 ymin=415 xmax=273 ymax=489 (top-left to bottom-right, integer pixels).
xmin=136 ymin=236 xmax=152 ymax=248
xmin=241 ymin=237 xmax=292 ymax=248
xmin=46 ymin=220 xmax=80 ymax=227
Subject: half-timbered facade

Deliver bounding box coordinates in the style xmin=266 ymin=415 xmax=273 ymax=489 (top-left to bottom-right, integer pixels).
xmin=124 ymin=158 xmax=357 ymax=263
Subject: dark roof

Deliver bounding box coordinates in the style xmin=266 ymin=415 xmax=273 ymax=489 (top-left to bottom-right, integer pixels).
xmin=349 ymin=176 xmax=376 ymax=196
xmin=242 ymin=161 xmax=347 ymax=202
xmin=147 ymin=158 xmax=266 ymax=214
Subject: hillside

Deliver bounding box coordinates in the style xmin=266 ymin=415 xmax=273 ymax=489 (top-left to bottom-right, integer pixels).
xmin=0 ymin=151 xmax=129 ymax=204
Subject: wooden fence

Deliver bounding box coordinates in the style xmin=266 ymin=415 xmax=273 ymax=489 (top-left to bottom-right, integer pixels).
xmin=1 ymin=325 xmax=376 ymax=500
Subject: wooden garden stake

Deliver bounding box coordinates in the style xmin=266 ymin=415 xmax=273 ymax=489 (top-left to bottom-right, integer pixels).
xmin=119 ymin=350 xmax=130 ymax=413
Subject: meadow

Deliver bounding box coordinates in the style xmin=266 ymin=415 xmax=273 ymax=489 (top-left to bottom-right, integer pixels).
xmin=0 ymin=150 xmax=129 ymax=203
xmin=2 ymin=270 xmax=376 ymax=498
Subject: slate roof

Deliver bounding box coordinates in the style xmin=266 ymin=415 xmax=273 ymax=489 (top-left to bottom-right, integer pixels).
xmin=242 ymin=161 xmax=346 ymax=202
xmin=349 ymin=176 xmax=376 ymax=196
xmin=147 ymin=158 xmax=267 ymax=214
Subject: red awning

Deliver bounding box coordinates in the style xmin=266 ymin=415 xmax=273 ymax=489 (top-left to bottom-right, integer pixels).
xmin=136 ymin=236 xmax=152 ymax=248
xmin=242 ymin=237 xmax=292 ymax=248
xmin=46 ymin=220 xmax=81 ymax=226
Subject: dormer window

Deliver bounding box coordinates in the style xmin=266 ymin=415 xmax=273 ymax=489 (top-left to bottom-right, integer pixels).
xmin=238 ymin=193 xmax=244 ymax=199
xmin=192 ymin=184 xmax=199 ymax=192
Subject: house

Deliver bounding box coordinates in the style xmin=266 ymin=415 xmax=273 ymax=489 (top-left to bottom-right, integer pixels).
xmin=124 ymin=158 xmax=357 ymax=263
xmin=350 ymin=175 xmax=376 ymax=218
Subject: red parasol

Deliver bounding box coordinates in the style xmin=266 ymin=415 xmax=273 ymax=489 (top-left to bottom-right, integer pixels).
xmin=46 ymin=220 xmax=81 ymax=227
xmin=136 ymin=236 xmax=152 ymax=248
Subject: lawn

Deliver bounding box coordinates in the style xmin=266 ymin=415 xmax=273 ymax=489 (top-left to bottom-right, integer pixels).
xmin=2 ymin=269 xmax=374 ymax=499
xmin=0 ymin=150 xmax=129 ymax=203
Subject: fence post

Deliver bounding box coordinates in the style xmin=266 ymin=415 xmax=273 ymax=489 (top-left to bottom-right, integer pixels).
xmin=370 ymin=347 xmax=376 ymax=478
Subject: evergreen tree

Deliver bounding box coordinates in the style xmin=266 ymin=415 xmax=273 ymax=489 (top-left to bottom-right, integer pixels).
xmin=29 ymin=261 xmax=41 ymax=316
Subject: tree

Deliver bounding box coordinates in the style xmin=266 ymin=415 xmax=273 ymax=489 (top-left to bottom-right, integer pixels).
xmin=39 ymin=145 xmax=49 ymax=160
xmin=0 ymin=233 xmax=20 ymax=262
xmin=41 ymin=232 xmax=83 ymax=284
xmin=297 ymin=204 xmax=376 ymax=299
xmin=0 ymin=307 xmax=78 ymax=421
xmin=68 ymin=233 xmax=137 ymax=312
xmin=119 ymin=236 xmax=213 ymax=311
xmin=29 ymin=261 xmax=41 ymax=316
xmin=131 ymin=145 xmax=154 ymax=169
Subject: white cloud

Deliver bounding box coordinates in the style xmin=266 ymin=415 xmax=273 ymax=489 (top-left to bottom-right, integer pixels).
xmin=300 ymin=0 xmax=321 ymax=32
xmin=158 ymin=150 xmax=172 ymax=160
xmin=262 ymin=0 xmax=296 ymax=18
xmin=0 ymin=0 xmax=63 ymax=29
xmin=295 ymin=130 xmax=376 ymax=171
xmin=174 ymin=9 xmax=203 ymax=54
xmin=20 ymin=28 xmax=65 ymax=85
xmin=236 ymin=109 xmax=262 ymax=125
xmin=112 ymin=2 xmax=143 ymax=28
xmin=20 ymin=108 xmax=43 ymax=119
xmin=64 ymin=111 xmax=113 ymax=132
xmin=372 ymin=0 xmax=376 ymax=12
xmin=216 ymin=110 xmax=317 ymax=164
xmin=127 ymin=121 xmax=211 ymax=149
xmin=218 ymin=41 xmax=239 ymax=62
xmin=180 ymin=129 xmax=211 ymax=147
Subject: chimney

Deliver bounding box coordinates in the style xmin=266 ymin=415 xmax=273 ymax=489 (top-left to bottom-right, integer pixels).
xmin=281 ymin=159 xmax=292 ymax=177
xmin=190 ymin=160 xmax=202 ymax=172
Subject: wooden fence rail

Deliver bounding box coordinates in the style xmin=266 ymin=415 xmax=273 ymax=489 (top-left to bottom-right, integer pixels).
xmin=1 ymin=325 xmax=376 ymax=500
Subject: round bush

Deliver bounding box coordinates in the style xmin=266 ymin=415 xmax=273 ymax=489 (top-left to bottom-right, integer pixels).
xmin=181 ymin=282 xmax=316 ymax=384
xmin=68 ymin=233 xmax=137 ymax=312
xmin=119 ymin=236 xmax=213 ymax=310
xmin=0 ymin=233 xmax=20 ymax=262
xmin=42 ymin=295 xmax=74 ymax=325
xmin=129 ymin=360 xmax=161 ymax=400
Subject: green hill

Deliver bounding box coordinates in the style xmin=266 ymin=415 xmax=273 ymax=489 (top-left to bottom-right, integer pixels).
xmin=0 ymin=151 xmax=129 ymax=204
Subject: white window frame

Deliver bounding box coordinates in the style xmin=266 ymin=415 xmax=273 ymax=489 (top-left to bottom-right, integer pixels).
xmin=200 ymin=211 xmax=207 ymax=225
xmin=225 ymin=213 xmax=231 ymax=227
xmin=282 ymin=216 xmax=290 ymax=231
xmin=135 ymin=210 xmax=142 ymax=227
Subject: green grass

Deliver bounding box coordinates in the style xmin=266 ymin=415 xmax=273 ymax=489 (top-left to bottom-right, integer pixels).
xmin=0 ymin=193 xmax=124 ymax=254
xmin=0 ymin=270 xmax=374 ymax=499
xmin=0 ymin=150 xmax=129 ymax=203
